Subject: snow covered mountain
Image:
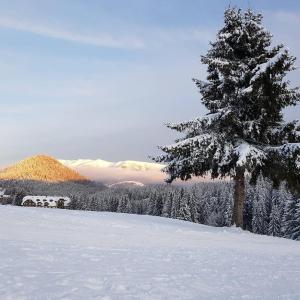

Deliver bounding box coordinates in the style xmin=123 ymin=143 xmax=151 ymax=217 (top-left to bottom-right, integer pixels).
xmin=1 ymin=206 xmax=299 ymax=299
xmin=59 ymin=158 xmax=165 ymax=185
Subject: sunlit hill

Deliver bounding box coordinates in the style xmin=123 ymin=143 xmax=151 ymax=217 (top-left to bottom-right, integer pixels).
xmin=0 ymin=155 xmax=87 ymax=182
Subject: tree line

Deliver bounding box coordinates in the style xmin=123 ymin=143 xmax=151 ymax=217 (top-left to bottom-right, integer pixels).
xmin=1 ymin=175 xmax=299 ymax=240
xmin=69 ymin=177 xmax=300 ymax=240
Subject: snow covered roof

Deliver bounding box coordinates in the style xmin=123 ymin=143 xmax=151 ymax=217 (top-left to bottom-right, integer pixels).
xmin=22 ymin=196 xmax=71 ymax=207
xmin=0 ymin=188 xmax=10 ymax=198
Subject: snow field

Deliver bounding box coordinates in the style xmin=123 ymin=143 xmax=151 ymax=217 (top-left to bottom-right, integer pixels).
xmin=0 ymin=206 xmax=300 ymax=300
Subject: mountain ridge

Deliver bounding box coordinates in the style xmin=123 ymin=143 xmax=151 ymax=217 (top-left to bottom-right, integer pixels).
xmin=59 ymin=159 xmax=164 ymax=171
xmin=60 ymin=158 xmax=165 ymax=184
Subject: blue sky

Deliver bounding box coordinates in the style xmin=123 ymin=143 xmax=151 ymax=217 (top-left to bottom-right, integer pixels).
xmin=0 ymin=0 xmax=300 ymax=166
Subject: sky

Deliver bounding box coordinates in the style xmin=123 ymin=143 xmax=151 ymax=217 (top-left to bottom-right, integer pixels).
xmin=0 ymin=0 xmax=300 ymax=167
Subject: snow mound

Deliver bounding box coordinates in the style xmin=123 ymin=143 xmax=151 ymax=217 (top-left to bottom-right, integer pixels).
xmin=0 ymin=206 xmax=299 ymax=300
xmin=108 ymin=181 xmax=145 ymax=188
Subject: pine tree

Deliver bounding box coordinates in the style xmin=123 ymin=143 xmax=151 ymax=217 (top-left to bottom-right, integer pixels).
xmin=252 ymin=176 xmax=270 ymax=234
xmin=206 ymin=196 xmax=219 ymax=226
xmin=292 ymin=201 xmax=300 ymax=240
xmin=268 ymin=203 xmax=282 ymax=237
xmin=155 ymin=193 xmax=164 ymax=216
xmin=155 ymin=8 xmax=300 ymax=228
xmin=162 ymin=192 xmax=173 ymax=218
xmin=188 ymin=190 xmax=199 ymax=222
xmin=171 ymin=188 xmax=184 ymax=219
xmin=197 ymin=189 xmax=210 ymax=224
xmin=244 ymin=180 xmax=255 ymax=231
xmin=147 ymin=191 xmax=157 ymax=215
xmin=125 ymin=198 xmax=133 ymax=213
xmin=283 ymin=196 xmax=300 ymax=240
xmin=178 ymin=192 xmax=192 ymax=222
xmin=117 ymin=195 xmax=129 ymax=213
xmin=222 ymin=184 xmax=234 ymax=226
xmin=277 ymin=182 xmax=292 ymax=236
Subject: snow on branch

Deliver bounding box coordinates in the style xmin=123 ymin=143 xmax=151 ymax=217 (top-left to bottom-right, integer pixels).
xmin=269 ymin=143 xmax=300 ymax=169
xmin=166 ymin=112 xmax=222 ymax=133
xmin=250 ymin=48 xmax=288 ymax=83
xmin=234 ymin=143 xmax=266 ymax=167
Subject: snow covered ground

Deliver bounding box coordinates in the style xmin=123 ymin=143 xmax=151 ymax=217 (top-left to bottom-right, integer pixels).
xmin=0 ymin=206 xmax=300 ymax=300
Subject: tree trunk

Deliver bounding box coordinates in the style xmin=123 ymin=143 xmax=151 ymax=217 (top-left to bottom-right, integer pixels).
xmin=232 ymin=167 xmax=245 ymax=228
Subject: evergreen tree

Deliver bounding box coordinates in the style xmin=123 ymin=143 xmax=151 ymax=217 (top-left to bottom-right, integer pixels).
xmin=162 ymin=192 xmax=173 ymax=217
xmin=12 ymin=190 xmax=26 ymax=206
xmin=206 ymin=196 xmax=219 ymax=226
xmin=197 ymin=189 xmax=210 ymax=224
xmin=283 ymin=196 xmax=300 ymax=240
xmin=147 ymin=191 xmax=157 ymax=215
xmin=292 ymin=201 xmax=300 ymax=240
xmin=125 ymin=198 xmax=133 ymax=213
xmin=244 ymin=181 xmax=255 ymax=231
xmin=154 ymin=193 xmax=164 ymax=216
xmin=171 ymin=188 xmax=184 ymax=219
xmin=222 ymin=185 xmax=234 ymax=226
xmin=117 ymin=195 xmax=129 ymax=213
xmin=155 ymin=8 xmax=300 ymax=227
xmin=277 ymin=182 xmax=292 ymax=235
xmin=188 ymin=190 xmax=199 ymax=223
xmin=252 ymin=176 xmax=270 ymax=234
xmin=268 ymin=203 xmax=282 ymax=237
xmin=178 ymin=192 xmax=192 ymax=222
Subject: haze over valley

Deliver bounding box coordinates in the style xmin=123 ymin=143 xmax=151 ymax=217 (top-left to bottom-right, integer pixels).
xmin=60 ymin=158 xmax=165 ymax=184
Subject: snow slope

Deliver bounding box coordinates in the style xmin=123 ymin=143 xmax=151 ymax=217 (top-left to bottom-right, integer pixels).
xmin=108 ymin=181 xmax=145 ymax=188
xmin=1 ymin=206 xmax=300 ymax=300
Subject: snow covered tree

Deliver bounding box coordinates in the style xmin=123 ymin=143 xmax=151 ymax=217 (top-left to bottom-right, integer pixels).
xmin=252 ymin=196 xmax=268 ymax=235
xmin=162 ymin=192 xmax=173 ymax=218
xmin=171 ymin=188 xmax=184 ymax=219
xmin=244 ymin=180 xmax=255 ymax=231
xmin=147 ymin=191 xmax=157 ymax=215
xmin=188 ymin=189 xmax=199 ymax=222
xmin=221 ymin=185 xmax=234 ymax=226
xmin=277 ymin=182 xmax=293 ymax=235
xmin=117 ymin=195 xmax=129 ymax=213
xmin=268 ymin=203 xmax=282 ymax=237
xmin=178 ymin=192 xmax=192 ymax=221
xmin=292 ymin=201 xmax=300 ymax=240
xmin=155 ymin=8 xmax=300 ymax=228
xmin=267 ymin=188 xmax=284 ymax=236
xmin=283 ymin=196 xmax=300 ymax=240
xmin=252 ymin=175 xmax=270 ymax=234
xmin=196 ymin=189 xmax=211 ymax=224
xmin=125 ymin=198 xmax=133 ymax=213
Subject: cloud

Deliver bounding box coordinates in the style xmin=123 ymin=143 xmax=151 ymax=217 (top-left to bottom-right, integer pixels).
xmin=0 ymin=17 xmax=145 ymax=49
xmin=0 ymin=16 xmax=213 ymax=51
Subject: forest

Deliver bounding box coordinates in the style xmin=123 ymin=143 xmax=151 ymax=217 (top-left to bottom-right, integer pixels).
xmin=1 ymin=175 xmax=299 ymax=240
